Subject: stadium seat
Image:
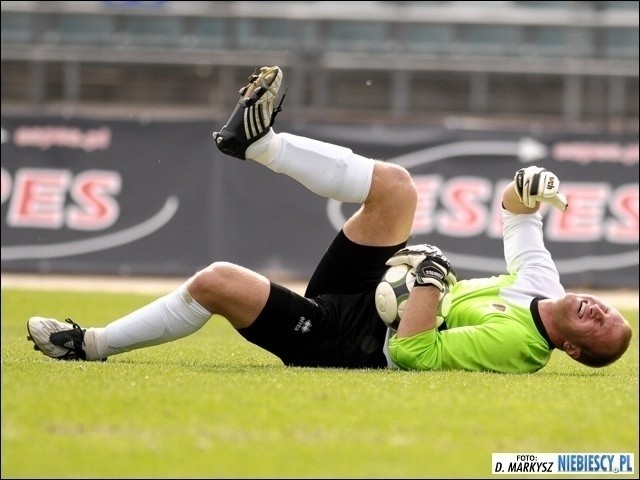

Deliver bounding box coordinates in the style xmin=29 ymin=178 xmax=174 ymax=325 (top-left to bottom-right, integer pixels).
xmin=121 ymin=16 xmax=184 ymax=47
xmin=604 ymin=28 xmax=639 ymax=59
xmin=54 ymin=15 xmax=115 ymax=45
xmin=234 ymin=19 xmax=294 ymax=51
xmin=326 ymin=21 xmax=390 ymax=52
xmin=189 ymin=18 xmax=226 ymax=48
xmin=405 ymin=24 xmax=455 ymax=54
xmin=1 ymin=12 xmax=32 ymax=43
xmin=528 ymin=27 xmax=593 ymax=58
xmin=460 ymin=25 xmax=522 ymax=55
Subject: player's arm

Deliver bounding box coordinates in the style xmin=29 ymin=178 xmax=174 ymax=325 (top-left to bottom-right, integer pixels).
xmin=391 ymin=245 xmax=456 ymax=338
xmin=501 ymin=167 xmax=567 ymax=279
xmin=396 ymin=285 xmax=441 ymax=338
xmin=503 ymin=180 xmax=540 ymax=214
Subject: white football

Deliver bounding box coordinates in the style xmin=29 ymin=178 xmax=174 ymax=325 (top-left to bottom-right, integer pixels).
xmin=375 ymin=263 xmax=450 ymax=330
xmin=375 ymin=264 xmax=414 ymax=329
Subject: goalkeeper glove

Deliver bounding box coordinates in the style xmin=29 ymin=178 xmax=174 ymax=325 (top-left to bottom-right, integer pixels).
xmin=386 ymin=244 xmax=457 ymax=292
xmin=514 ymin=166 xmax=568 ymax=212
xmin=386 ymin=244 xmax=447 ymax=269
xmin=414 ymin=256 xmax=455 ymax=293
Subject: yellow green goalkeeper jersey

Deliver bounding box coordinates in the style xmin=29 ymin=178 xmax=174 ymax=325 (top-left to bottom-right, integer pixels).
xmin=387 ymin=210 xmax=564 ymax=374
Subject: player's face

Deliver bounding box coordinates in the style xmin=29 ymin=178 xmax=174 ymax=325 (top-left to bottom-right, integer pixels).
xmin=558 ymin=293 xmax=629 ymax=354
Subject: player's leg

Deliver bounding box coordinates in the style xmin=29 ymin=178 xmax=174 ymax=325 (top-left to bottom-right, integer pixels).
xmin=89 ymin=262 xmax=386 ymax=368
xmin=213 ymin=67 xmax=376 ymax=207
xmin=343 ymin=161 xmax=417 ymax=246
xmin=213 ymin=65 xmax=417 ymax=246
xmin=304 ymin=161 xmax=416 ymax=297
xmin=249 ymin=134 xmax=416 ymax=243
xmin=26 ymin=262 xmax=273 ymax=361
xmin=212 ymin=66 xmax=417 ymax=296
xmin=90 ymin=262 xmax=272 ymax=358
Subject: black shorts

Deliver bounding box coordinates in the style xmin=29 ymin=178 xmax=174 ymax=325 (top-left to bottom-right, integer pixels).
xmin=238 ymin=230 xmax=406 ymax=368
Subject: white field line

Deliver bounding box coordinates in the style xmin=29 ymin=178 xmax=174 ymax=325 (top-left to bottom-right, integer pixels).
xmin=1 ymin=273 xmax=308 ymax=296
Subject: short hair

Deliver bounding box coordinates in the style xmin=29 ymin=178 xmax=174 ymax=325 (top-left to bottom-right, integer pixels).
xmin=576 ymin=324 xmax=632 ymax=368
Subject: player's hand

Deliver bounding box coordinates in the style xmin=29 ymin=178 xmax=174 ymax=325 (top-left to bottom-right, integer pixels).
xmin=386 ymin=244 xmax=456 ymax=292
xmin=514 ymin=166 xmax=568 ymax=212
xmin=386 ymin=244 xmax=446 ymax=269
xmin=414 ymin=255 xmax=456 ymax=292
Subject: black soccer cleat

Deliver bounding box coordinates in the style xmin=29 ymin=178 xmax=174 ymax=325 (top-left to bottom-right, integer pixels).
xmin=27 ymin=317 xmax=88 ymax=360
xmin=212 ymin=66 xmax=286 ymax=160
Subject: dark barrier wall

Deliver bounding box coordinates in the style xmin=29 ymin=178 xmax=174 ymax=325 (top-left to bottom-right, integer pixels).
xmin=1 ymin=115 xmax=638 ymax=288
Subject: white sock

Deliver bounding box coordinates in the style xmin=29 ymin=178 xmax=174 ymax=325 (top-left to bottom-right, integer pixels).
xmin=245 ymin=131 xmax=374 ymax=204
xmin=85 ymin=284 xmax=212 ymax=360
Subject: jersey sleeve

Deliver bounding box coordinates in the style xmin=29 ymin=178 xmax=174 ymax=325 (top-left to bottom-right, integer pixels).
xmin=502 ymin=210 xmax=565 ymax=301
xmin=388 ymin=317 xmax=551 ymax=373
xmin=502 ymin=210 xmax=559 ymax=282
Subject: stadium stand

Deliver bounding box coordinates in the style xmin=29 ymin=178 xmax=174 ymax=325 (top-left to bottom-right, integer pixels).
xmin=1 ymin=0 xmax=638 ymax=128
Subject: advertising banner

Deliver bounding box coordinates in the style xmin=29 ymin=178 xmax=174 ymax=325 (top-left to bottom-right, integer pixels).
xmin=1 ymin=115 xmax=638 ymax=288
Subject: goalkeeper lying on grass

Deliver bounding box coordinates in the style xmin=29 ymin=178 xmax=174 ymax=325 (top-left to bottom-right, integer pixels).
xmin=27 ymin=66 xmax=632 ymax=373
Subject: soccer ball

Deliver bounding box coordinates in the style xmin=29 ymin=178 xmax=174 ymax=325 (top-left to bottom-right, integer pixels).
xmin=374 ymin=263 xmax=450 ymax=330
xmin=375 ymin=264 xmax=415 ymax=329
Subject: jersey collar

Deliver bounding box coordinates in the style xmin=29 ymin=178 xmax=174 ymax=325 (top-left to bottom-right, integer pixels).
xmin=530 ymin=297 xmax=554 ymax=350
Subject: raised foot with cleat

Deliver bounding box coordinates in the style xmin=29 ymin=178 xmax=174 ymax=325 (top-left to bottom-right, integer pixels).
xmin=212 ymin=65 xmax=286 ymax=160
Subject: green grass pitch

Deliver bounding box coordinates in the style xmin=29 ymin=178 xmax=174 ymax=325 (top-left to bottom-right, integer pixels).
xmin=2 ymin=287 xmax=638 ymax=478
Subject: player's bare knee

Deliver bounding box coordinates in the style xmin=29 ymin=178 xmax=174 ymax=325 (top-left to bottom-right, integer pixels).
xmin=188 ymin=262 xmax=239 ymax=304
xmin=376 ymin=163 xmax=417 ymax=207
